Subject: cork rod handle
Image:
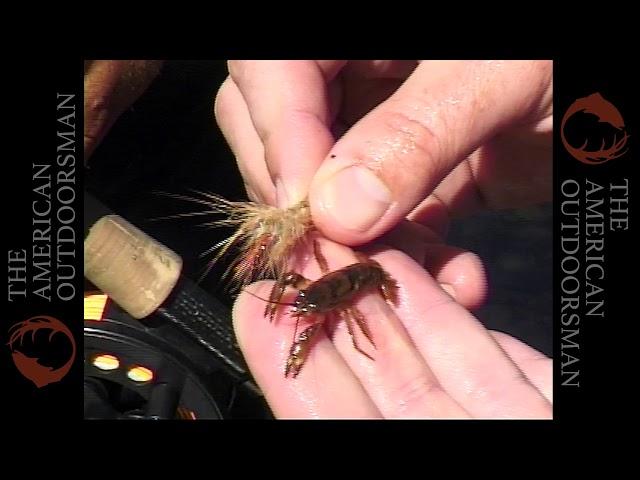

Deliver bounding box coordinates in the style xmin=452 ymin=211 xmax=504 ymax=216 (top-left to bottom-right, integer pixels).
xmin=84 ymin=214 xmax=183 ymax=319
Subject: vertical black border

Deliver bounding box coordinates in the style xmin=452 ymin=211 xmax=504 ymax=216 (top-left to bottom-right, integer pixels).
xmin=554 ymin=58 xmax=634 ymax=421
xmin=3 ymin=58 xmax=83 ymax=418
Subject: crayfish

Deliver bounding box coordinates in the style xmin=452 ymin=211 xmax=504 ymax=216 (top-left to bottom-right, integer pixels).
xmin=261 ymin=240 xmax=399 ymax=378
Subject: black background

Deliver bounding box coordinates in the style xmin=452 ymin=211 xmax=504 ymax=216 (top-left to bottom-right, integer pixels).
xmin=3 ymin=58 xmax=635 ymax=422
xmin=4 ymin=58 xmax=84 ymax=417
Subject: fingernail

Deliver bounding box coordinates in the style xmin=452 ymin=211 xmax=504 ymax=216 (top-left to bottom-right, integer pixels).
xmin=317 ymin=165 xmax=392 ymax=232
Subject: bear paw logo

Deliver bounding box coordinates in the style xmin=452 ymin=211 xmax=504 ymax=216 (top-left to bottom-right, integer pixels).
xmin=7 ymin=316 xmax=76 ymax=388
xmin=561 ymin=92 xmax=630 ymax=165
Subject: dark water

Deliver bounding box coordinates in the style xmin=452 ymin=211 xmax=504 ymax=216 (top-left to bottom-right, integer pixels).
xmin=88 ymin=60 xmax=553 ymax=360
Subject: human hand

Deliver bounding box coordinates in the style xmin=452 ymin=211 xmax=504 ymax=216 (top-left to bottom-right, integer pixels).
xmin=84 ymin=60 xmax=162 ymax=161
xmin=233 ymin=234 xmax=552 ymax=419
xmin=215 ymin=60 xmax=552 ymax=242
xmin=217 ymin=61 xmax=553 ymax=418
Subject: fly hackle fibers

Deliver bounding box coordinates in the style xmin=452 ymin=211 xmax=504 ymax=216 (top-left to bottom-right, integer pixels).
xmin=160 ymin=190 xmax=314 ymax=292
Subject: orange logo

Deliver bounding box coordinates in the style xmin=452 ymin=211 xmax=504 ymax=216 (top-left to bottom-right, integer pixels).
xmin=561 ymin=92 xmax=630 ymax=164
xmin=7 ymin=316 xmax=76 ymax=388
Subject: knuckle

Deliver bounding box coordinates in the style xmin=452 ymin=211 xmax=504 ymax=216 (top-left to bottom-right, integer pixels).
xmin=394 ymin=108 xmax=440 ymax=158
xmin=385 ymin=107 xmax=441 ymax=161
xmin=391 ymin=373 xmax=444 ymax=414
xmin=375 ymin=106 xmax=444 ymax=187
xmin=467 ymin=368 xmax=530 ymax=408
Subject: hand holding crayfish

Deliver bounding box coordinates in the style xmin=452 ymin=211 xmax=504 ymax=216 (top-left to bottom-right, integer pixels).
xmin=233 ymin=235 xmax=552 ymax=419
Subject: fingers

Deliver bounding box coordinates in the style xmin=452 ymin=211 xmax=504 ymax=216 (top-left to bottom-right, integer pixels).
xmin=490 ymin=331 xmax=553 ymax=403
xmin=305 ymin=240 xmax=470 ymax=419
xmin=224 ymin=60 xmax=344 ymax=207
xmin=378 ymin=221 xmax=487 ymax=310
xmin=309 ymin=60 xmax=553 ymax=245
xmin=84 ymin=60 xmax=162 ymax=162
xmin=233 ymin=281 xmax=382 ymax=419
xmin=214 ymin=78 xmax=276 ymax=205
xmin=377 ymin=248 xmax=552 ymax=418
xmin=421 ymin=245 xmax=487 ymax=310
xmin=234 ymin=239 xmax=548 ymax=419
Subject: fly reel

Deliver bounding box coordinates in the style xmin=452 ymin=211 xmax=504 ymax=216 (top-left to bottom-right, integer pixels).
xmin=84 ymin=291 xmax=270 ymax=419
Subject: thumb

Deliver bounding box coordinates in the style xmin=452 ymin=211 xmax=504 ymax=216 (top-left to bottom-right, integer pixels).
xmin=309 ymin=60 xmax=552 ymax=245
